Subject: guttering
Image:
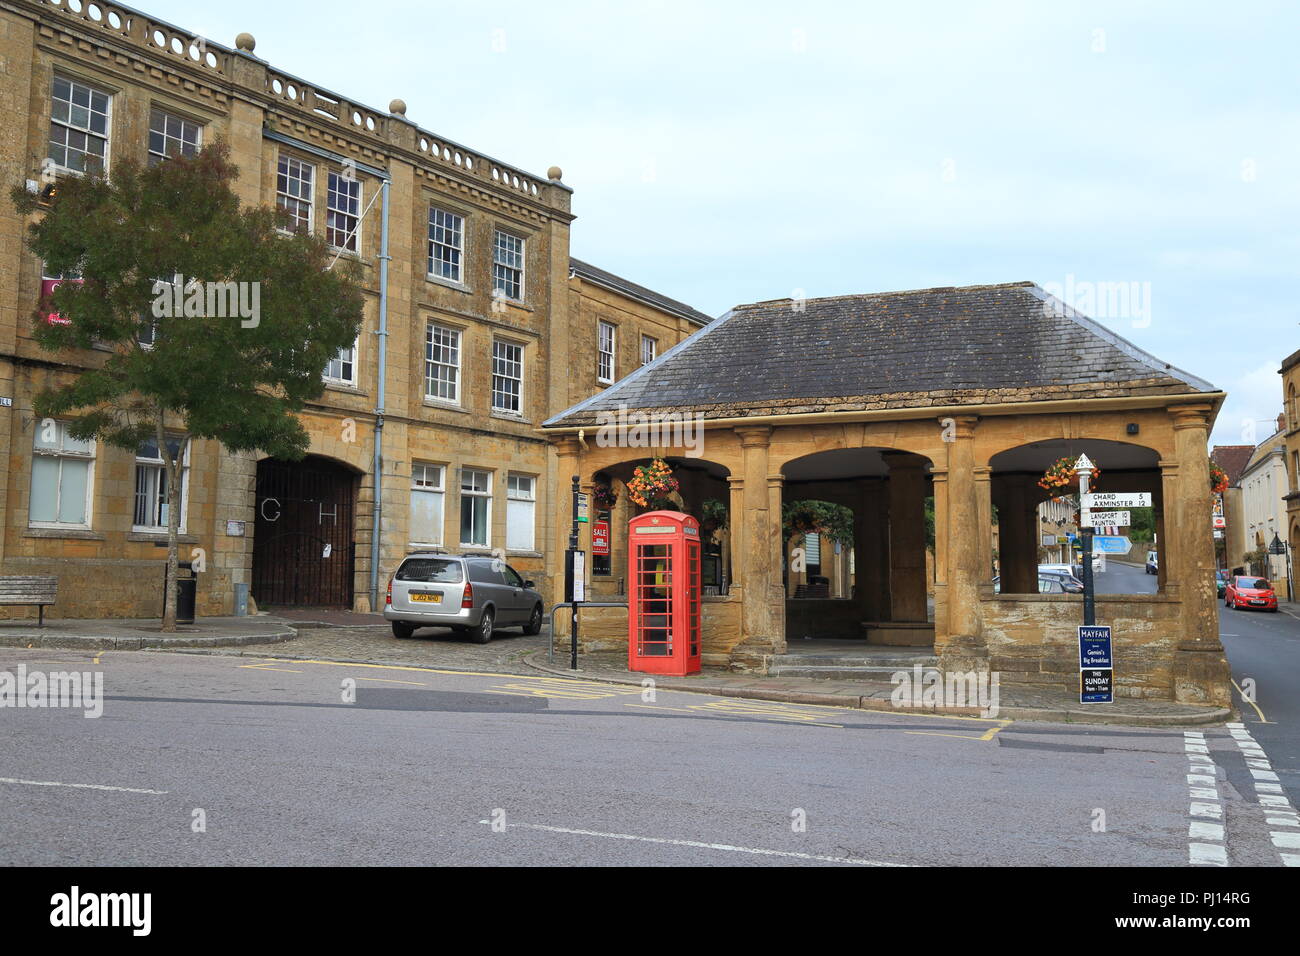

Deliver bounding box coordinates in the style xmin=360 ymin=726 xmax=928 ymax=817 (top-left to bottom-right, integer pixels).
xmin=538 ymin=391 xmax=1229 ymax=435
xmin=262 ymin=128 xmax=391 ymax=611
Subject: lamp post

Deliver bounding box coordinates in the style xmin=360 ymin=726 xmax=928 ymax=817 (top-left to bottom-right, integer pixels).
xmin=1075 ymin=454 xmax=1096 ymax=626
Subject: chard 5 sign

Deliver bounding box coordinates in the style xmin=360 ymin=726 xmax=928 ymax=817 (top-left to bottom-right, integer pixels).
xmin=1078 ymin=625 xmax=1113 ymax=703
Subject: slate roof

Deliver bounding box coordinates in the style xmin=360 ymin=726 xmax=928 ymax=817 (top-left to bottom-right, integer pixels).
xmin=544 ymin=281 xmax=1218 ymax=427
xmin=1211 ymin=445 xmax=1255 ymax=487
xmin=569 ymin=258 xmax=714 ymax=327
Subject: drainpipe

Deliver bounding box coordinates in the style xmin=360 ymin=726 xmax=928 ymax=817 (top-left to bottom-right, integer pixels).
xmin=370 ymin=178 xmax=391 ymax=611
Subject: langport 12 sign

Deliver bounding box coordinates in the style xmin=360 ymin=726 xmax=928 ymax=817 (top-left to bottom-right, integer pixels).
xmin=1078 ymin=625 xmax=1113 ymax=703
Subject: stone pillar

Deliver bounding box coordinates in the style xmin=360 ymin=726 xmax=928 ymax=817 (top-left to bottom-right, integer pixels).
xmin=940 ymin=416 xmax=986 ymax=667
xmin=930 ymin=468 xmax=949 ymax=643
xmin=767 ymin=473 xmax=788 ymax=653
xmin=735 ymin=426 xmax=777 ymax=651
xmin=1157 ymin=463 xmax=1176 ymax=594
xmin=1168 ymin=405 xmax=1231 ymax=706
xmin=727 ymin=475 xmax=744 ymax=594
xmin=886 ymin=454 xmax=928 ymax=621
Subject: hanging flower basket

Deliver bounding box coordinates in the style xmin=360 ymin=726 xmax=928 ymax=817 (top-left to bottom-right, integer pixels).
xmin=593 ymin=484 xmax=619 ymax=511
xmin=1039 ymin=456 xmax=1100 ymax=498
xmin=1209 ymin=461 xmax=1229 ymax=496
xmin=626 ymin=458 xmax=680 ymax=511
xmin=698 ymin=498 xmax=727 ymax=542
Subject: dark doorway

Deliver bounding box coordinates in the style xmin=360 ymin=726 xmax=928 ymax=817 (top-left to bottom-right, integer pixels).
xmin=252 ymin=456 xmax=358 ymax=607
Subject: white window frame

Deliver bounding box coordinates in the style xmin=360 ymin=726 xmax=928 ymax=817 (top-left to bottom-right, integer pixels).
xmin=276 ymin=154 xmax=314 ymax=233
xmin=410 ymin=463 xmax=445 ymax=547
xmin=641 ymin=334 xmax=657 ymax=366
xmin=324 ymin=337 xmax=359 ymax=387
xmin=598 ymin=321 xmax=617 ymax=383
xmin=491 ymin=338 xmax=524 ymax=415
xmin=506 ymin=473 xmax=536 ymax=552
xmin=459 ymin=467 xmax=493 ymax=549
xmin=29 ymin=421 xmax=95 ymax=530
xmin=48 ymin=75 xmax=111 ymax=175
xmin=428 ymin=207 xmax=465 ymax=283
xmin=327 ymin=170 xmax=362 ymax=253
xmin=492 ymin=229 xmax=525 ymax=302
xmin=133 ymin=437 xmax=190 ymax=534
xmin=148 ymin=106 xmax=202 ymax=165
xmin=425 ymin=323 xmax=461 ymax=404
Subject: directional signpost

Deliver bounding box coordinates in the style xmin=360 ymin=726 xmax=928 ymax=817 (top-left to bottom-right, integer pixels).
xmin=1081 ymin=492 xmax=1152 ymax=509
xmin=1081 ymin=510 xmax=1130 ymax=528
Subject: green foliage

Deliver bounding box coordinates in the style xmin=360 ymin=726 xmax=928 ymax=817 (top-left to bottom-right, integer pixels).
xmin=1128 ymin=506 xmax=1155 ymax=543
xmin=12 ymin=141 xmax=364 ymax=459
xmin=783 ymin=499 xmax=854 ymax=544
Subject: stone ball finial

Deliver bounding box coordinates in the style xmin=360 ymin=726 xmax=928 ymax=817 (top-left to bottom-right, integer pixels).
xmin=235 ymin=32 xmax=256 ymax=52
xmin=547 ymin=165 xmax=563 ymax=181
xmin=389 ymin=99 xmax=407 ymax=116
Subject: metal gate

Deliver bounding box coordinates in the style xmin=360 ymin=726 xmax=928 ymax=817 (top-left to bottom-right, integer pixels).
xmin=252 ymin=456 xmax=357 ymax=607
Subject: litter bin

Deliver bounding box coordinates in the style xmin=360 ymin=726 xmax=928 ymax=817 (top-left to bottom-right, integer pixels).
xmin=167 ymin=561 xmax=197 ymax=624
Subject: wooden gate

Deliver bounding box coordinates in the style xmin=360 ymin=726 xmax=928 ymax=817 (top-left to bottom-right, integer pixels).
xmin=252 ymin=456 xmax=357 ymax=607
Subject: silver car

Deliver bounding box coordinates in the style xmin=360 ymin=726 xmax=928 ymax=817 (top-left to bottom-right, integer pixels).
xmin=384 ymin=554 xmax=544 ymax=644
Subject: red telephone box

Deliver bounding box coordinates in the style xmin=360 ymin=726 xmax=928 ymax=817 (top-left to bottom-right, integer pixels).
xmin=628 ymin=510 xmax=702 ymax=676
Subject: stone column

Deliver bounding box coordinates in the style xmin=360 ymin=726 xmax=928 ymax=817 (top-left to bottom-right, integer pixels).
xmin=1168 ymin=405 xmax=1231 ymax=706
xmin=941 ymin=416 xmax=986 ymax=666
xmin=1157 ymin=462 xmax=1176 ymax=594
xmin=931 ymin=468 xmax=949 ymax=644
xmin=735 ymin=426 xmax=777 ymax=651
xmin=886 ymin=454 xmax=928 ymax=621
xmin=726 ymin=475 xmax=744 ymax=594
xmin=767 ymin=473 xmax=788 ymax=653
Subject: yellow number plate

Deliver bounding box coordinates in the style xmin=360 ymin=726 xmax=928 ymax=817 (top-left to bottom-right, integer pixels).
xmin=410 ymin=592 xmax=442 ymax=603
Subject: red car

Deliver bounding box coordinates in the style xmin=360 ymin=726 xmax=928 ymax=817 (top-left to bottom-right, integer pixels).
xmin=1224 ymin=576 xmax=1278 ymax=612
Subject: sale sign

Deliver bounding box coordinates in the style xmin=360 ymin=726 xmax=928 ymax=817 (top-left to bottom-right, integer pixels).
xmin=592 ymin=519 xmax=610 ymax=556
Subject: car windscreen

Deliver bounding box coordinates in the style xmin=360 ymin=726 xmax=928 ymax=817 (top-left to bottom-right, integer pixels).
xmin=1238 ymin=578 xmax=1270 ymax=590
xmin=396 ymin=559 xmax=463 ymax=583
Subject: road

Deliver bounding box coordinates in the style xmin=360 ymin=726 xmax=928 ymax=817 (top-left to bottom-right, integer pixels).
xmin=0 ymin=645 xmax=1293 ymax=866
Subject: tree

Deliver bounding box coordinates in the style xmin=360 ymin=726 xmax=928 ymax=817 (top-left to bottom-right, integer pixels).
xmin=12 ymin=142 xmax=364 ymax=630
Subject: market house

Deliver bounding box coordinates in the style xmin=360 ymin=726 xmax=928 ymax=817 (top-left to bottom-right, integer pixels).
xmin=543 ymin=281 xmax=1232 ymax=706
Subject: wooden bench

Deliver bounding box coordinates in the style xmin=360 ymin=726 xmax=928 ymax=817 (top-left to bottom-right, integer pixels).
xmin=0 ymin=576 xmax=58 ymax=626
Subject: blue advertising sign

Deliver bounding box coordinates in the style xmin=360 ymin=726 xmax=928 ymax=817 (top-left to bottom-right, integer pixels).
xmin=1092 ymin=536 xmax=1132 ymax=554
xmin=1081 ymin=669 xmax=1113 ymax=703
xmin=1078 ymin=625 xmax=1112 ymax=668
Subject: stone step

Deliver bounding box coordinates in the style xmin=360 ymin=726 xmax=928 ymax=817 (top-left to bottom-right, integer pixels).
xmin=771 ymin=654 xmax=939 ymax=667
xmin=768 ymin=663 xmax=941 ymax=679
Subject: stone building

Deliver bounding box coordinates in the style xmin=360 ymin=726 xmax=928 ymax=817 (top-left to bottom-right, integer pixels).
xmin=1282 ymin=348 xmax=1300 ymax=593
xmin=545 ymin=282 xmax=1232 ymax=705
xmin=1212 ymin=443 xmax=1254 ymax=573
xmin=0 ymin=0 xmax=709 ymax=618
xmin=1237 ymin=422 xmax=1290 ymax=594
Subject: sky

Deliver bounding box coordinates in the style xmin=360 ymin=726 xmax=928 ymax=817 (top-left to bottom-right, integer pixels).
xmin=151 ymin=0 xmax=1297 ymax=446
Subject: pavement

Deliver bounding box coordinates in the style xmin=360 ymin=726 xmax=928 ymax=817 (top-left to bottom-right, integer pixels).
xmin=0 ymin=647 xmax=1291 ymax=867
xmin=0 ymin=615 xmax=295 ymax=650
xmin=1 ymin=564 xmax=1237 ymax=726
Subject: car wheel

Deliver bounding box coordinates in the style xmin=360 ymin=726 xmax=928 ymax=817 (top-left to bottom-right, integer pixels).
xmin=471 ymin=608 xmax=494 ymax=644
xmin=392 ymin=622 xmax=416 ymax=639
xmin=523 ymin=603 xmax=543 ymax=635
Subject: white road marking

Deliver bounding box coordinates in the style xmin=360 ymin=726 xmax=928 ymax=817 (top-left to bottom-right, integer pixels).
xmin=1250 ymin=769 xmax=1280 ymax=782
xmin=1272 ymin=832 xmax=1300 ymax=850
xmin=1190 ymin=787 xmax=1219 ymax=799
xmin=1190 ymin=803 xmax=1222 ymax=819
xmin=1189 ymin=843 xmax=1228 ymax=866
xmin=1283 ymin=854 xmax=1300 ymax=867
xmin=477 ymin=820 xmax=909 ymax=866
xmin=1189 ymin=821 xmax=1225 ymax=841
xmin=0 ymin=776 xmax=167 ymax=795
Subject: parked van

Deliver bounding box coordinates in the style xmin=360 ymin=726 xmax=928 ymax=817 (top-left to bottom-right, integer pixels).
xmin=1145 ymin=550 xmax=1158 ymax=574
xmin=384 ymin=554 xmax=544 ymax=643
